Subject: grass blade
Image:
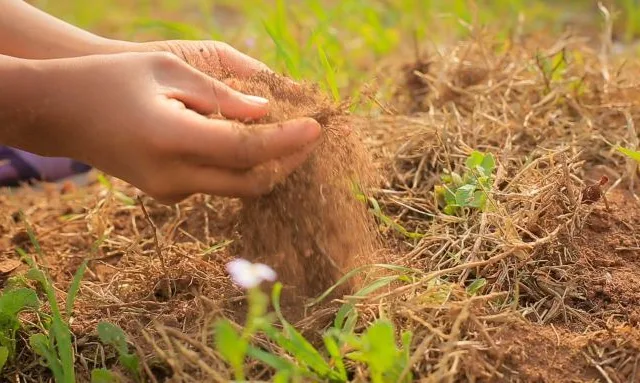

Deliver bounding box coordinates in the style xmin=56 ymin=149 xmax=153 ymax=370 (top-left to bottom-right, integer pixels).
xmin=307 ymin=264 xmax=421 ymax=308
xmin=0 ymin=346 xmax=8 ymax=372
xmin=52 ymin=317 xmax=75 ymax=383
xmin=271 ymin=283 xmax=338 ymax=379
xmin=30 ymin=334 xmax=65 ymax=383
xmin=334 ymin=275 xmax=400 ymax=330
xmin=66 ymin=260 xmax=88 ymax=318
xmin=617 ymin=146 xmax=640 ymax=162
xmin=317 ymin=44 xmax=340 ymax=102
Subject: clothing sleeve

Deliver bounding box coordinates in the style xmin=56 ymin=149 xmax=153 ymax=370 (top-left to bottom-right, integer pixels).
xmin=0 ymin=146 xmax=91 ymax=186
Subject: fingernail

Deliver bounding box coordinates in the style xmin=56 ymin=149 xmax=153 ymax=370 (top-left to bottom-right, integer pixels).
xmin=245 ymin=95 xmax=269 ymax=105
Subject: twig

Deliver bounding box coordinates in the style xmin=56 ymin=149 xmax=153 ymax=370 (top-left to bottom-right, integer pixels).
xmin=138 ymin=196 xmax=167 ymax=272
xmin=582 ymin=351 xmax=614 ymax=383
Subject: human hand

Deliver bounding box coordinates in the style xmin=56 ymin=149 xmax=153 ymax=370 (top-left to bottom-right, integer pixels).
xmin=131 ymin=39 xmax=274 ymax=80
xmin=11 ymin=52 xmax=320 ymax=203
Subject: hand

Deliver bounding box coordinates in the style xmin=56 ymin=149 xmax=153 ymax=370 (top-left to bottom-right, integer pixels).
xmin=13 ymin=52 xmax=320 ymax=204
xmin=131 ymin=39 xmax=273 ymax=80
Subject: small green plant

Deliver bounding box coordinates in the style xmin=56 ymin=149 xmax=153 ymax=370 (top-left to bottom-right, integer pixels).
xmin=213 ymin=258 xmax=415 ymax=382
xmin=21 ymin=256 xmax=87 ymax=383
xmin=0 ymin=287 xmax=40 ymax=372
xmin=3 ymin=217 xmax=88 ymax=383
xmin=96 ymin=322 xmax=141 ymax=382
xmin=90 ymin=368 xmax=119 ymax=383
xmin=435 ymin=151 xmax=496 ymax=215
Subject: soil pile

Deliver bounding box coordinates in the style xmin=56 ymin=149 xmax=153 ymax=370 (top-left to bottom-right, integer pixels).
xmin=222 ymin=72 xmax=380 ymax=301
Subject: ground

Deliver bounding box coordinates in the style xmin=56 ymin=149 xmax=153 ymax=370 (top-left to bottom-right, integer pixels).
xmin=2 ymin=1 xmax=640 ymax=383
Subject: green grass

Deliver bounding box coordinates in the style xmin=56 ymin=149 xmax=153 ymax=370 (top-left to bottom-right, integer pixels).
xmin=0 ymin=218 xmax=139 ymax=382
xmin=32 ymin=0 xmax=639 ymax=107
xmin=214 ymin=267 xmax=418 ymax=382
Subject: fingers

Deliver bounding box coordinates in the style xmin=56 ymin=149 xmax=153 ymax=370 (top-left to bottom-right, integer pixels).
xmin=155 ymin=143 xmax=316 ymax=204
xmin=163 ymin=60 xmax=270 ymax=120
xmin=171 ymin=115 xmax=322 ymax=170
xmin=213 ymin=42 xmax=273 ymax=78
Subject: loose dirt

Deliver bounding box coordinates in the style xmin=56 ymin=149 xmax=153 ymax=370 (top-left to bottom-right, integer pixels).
xmin=221 ymin=72 xmax=381 ymax=304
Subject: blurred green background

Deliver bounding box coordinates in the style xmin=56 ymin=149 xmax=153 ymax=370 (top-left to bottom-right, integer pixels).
xmin=27 ymin=0 xmax=640 ymax=104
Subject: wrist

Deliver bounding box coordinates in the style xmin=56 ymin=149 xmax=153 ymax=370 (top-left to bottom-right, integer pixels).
xmin=0 ymin=55 xmax=75 ymax=158
xmin=89 ymin=37 xmax=143 ymax=55
xmin=0 ymin=56 xmax=42 ymax=147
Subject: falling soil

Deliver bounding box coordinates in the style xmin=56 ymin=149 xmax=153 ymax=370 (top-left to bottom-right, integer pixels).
xmin=221 ymin=72 xmax=380 ymax=303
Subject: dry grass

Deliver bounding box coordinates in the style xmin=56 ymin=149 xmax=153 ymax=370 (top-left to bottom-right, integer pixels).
xmin=2 ymin=19 xmax=640 ymax=382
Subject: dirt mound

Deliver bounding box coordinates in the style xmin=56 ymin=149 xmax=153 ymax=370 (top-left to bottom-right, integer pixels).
xmin=570 ymin=188 xmax=640 ymax=327
xmin=221 ymin=72 xmax=380 ymax=301
xmin=492 ymin=320 xmax=640 ymax=383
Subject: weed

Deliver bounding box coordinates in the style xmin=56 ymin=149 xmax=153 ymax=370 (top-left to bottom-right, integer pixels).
xmin=0 ymin=287 xmax=39 ymax=371
xmin=434 ymin=150 xmax=496 ymax=215
xmin=20 ymin=252 xmax=87 ymax=383
xmin=214 ymin=259 xmax=416 ymax=382
xmin=96 ymin=322 xmax=141 ymax=382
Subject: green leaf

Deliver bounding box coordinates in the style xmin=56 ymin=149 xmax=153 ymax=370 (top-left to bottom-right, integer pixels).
xmin=66 ymin=260 xmax=88 ymax=318
xmin=91 ymin=368 xmax=118 ymax=383
xmin=119 ymin=354 xmax=139 ymax=376
xmin=401 ymin=331 xmax=413 ymax=359
xmin=97 ymin=322 xmax=129 ymax=355
xmin=361 ymin=320 xmax=397 ymax=373
xmin=307 ymin=264 xmax=421 ymax=308
xmin=345 ymin=350 xmax=366 ymax=362
xmin=334 ymin=276 xmax=399 ymax=330
xmin=97 ymin=322 xmax=140 ymax=380
xmin=317 ymin=44 xmax=340 ymax=102
xmin=0 ymin=346 xmax=8 ymax=371
xmin=617 ymin=146 xmax=640 ymax=162
xmin=213 ymin=319 xmax=247 ymax=375
xmin=323 ymin=335 xmax=347 ymax=381
xmin=24 ymin=221 xmax=43 ymax=258
xmin=465 ymin=151 xmax=484 ymax=169
xmin=0 ymin=288 xmax=39 ymax=316
xmin=272 ymin=369 xmax=292 ymax=383
xmin=470 ymin=191 xmax=488 ymax=209
xmin=246 ymin=346 xmax=298 ymax=373
xmin=451 ymin=172 xmax=464 ymax=186
xmin=271 ymin=284 xmax=335 ymax=378
xmin=51 ymin=316 xmax=75 ymax=383
xmin=443 ymin=186 xmax=457 ymax=206
xmin=96 ymin=173 xmax=113 ymax=189
xmin=25 ymin=269 xmax=46 ymax=285
xmin=201 ymin=240 xmax=233 ymax=256
xmin=480 ymin=153 xmax=496 ymax=177
xmin=343 ymin=310 xmax=359 ymax=334
xmin=30 ymin=333 xmax=65 ymax=383
xmin=466 ymin=278 xmax=487 ymax=296
xmin=455 ymin=184 xmax=477 ymax=206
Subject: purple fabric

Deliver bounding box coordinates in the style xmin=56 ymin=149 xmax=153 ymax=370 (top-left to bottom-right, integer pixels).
xmin=0 ymin=146 xmax=91 ymax=186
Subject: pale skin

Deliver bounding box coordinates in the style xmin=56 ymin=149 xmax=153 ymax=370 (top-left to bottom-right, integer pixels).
xmin=0 ymin=1 xmax=322 ymax=204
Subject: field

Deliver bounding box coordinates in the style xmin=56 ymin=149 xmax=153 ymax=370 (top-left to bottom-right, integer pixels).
xmin=2 ymin=0 xmax=640 ymax=382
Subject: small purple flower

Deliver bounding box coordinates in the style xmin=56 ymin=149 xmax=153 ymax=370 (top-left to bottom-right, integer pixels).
xmin=226 ymin=258 xmax=276 ymax=289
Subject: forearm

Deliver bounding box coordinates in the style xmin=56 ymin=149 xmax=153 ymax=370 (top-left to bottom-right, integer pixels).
xmin=0 ymin=54 xmax=41 ymax=147
xmin=0 ymin=1 xmax=136 ymax=59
